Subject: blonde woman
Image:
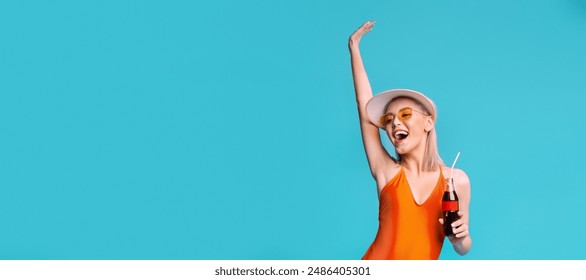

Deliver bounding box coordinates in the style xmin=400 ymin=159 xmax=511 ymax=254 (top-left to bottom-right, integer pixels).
xmin=349 ymin=21 xmax=472 ymax=259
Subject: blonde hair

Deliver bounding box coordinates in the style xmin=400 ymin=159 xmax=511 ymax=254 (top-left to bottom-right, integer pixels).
xmin=389 ymin=97 xmax=444 ymax=171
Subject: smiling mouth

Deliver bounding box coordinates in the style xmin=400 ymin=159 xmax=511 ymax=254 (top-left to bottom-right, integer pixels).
xmin=394 ymin=131 xmax=409 ymax=140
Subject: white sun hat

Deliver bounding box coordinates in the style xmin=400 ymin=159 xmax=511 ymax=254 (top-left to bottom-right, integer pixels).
xmin=365 ymin=89 xmax=437 ymax=129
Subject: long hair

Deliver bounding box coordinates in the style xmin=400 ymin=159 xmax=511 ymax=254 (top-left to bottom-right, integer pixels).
xmin=391 ymin=97 xmax=444 ymax=171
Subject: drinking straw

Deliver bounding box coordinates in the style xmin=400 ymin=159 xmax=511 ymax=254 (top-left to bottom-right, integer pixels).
xmin=450 ymin=152 xmax=461 ymax=180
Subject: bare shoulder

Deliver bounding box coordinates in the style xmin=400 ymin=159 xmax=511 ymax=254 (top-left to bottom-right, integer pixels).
xmin=441 ymin=166 xmax=471 ymax=194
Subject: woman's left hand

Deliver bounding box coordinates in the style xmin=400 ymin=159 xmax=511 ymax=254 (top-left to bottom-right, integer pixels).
xmin=447 ymin=211 xmax=469 ymax=241
xmin=439 ymin=211 xmax=469 ymax=240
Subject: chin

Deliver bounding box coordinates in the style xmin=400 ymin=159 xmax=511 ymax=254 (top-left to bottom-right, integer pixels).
xmin=394 ymin=146 xmax=408 ymax=155
xmin=394 ymin=142 xmax=416 ymax=155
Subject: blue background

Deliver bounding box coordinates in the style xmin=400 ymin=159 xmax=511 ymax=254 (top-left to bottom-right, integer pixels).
xmin=1 ymin=0 xmax=585 ymax=259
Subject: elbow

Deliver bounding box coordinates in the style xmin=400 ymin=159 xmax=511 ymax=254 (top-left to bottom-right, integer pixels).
xmin=456 ymin=248 xmax=470 ymax=256
xmin=455 ymin=238 xmax=472 ymax=256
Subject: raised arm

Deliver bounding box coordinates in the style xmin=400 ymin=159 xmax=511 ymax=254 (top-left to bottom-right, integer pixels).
xmin=349 ymin=21 xmax=393 ymax=179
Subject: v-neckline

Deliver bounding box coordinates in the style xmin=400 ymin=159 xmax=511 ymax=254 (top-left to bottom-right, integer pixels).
xmin=402 ymin=166 xmax=443 ymax=206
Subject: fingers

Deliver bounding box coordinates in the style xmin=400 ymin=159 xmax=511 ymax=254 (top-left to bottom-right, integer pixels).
xmin=361 ymin=20 xmax=375 ymax=27
xmin=450 ymin=214 xmax=469 ymax=239
xmin=452 ymin=223 xmax=469 ymax=238
xmin=356 ymin=21 xmax=375 ymax=34
xmin=440 ymin=217 xmax=468 ymax=239
xmin=361 ymin=20 xmax=375 ymax=33
xmin=449 ymin=211 xmax=465 ymax=228
xmin=349 ymin=21 xmax=375 ymax=46
xmin=449 ymin=217 xmax=464 ymax=228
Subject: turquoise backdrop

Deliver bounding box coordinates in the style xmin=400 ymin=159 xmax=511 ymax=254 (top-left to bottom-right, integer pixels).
xmin=1 ymin=0 xmax=585 ymax=259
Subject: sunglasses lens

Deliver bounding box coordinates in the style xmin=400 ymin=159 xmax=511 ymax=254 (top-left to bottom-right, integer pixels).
xmin=380 ymin=107 xmax=422 ymax=126
xmin=398 ymin=108 xmax=412 ymax=121
xmin=380 ymin=113 xmax=394 ymax=126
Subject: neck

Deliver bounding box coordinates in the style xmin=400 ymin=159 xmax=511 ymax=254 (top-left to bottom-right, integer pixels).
xmin=399 ymin=138 xmax=428 ymax=175
xmin=401 ymin=151 xmax=426 ymax=175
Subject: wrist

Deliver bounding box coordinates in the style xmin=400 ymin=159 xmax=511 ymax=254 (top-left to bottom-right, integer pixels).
xmin=450 ymin=236 xmax=471 ymax=255
xmin=348 ymin=40 xmax=360 ymax=50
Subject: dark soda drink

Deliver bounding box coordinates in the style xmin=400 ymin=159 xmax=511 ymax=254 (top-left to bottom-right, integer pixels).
xmin=442 ymin=178 xmax=459 ymax=236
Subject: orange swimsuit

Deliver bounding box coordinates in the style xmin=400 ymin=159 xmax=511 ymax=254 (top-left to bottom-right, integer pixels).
xmin=362 ymin=167 xmax=446 ymax=260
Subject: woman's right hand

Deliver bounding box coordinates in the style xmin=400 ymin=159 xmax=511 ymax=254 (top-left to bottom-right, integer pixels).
xmin=349 ymin=21 xmax=376 ymax=49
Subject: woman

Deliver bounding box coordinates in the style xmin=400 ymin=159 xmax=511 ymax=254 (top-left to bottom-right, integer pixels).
xmin=349 ymin=21 xmax=472 ymax=259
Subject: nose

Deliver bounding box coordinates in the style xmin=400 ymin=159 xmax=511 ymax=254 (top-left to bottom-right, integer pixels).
xmin=391 ymin=114 xmax=402 ymax=128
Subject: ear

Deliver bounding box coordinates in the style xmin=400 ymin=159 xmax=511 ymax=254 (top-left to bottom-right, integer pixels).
xmin=424 ymin=117 xmax=434 ymax=132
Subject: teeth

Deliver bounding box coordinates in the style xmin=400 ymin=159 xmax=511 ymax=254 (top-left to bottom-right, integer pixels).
xmin=394 ymin=131 xmax=409 ymax=139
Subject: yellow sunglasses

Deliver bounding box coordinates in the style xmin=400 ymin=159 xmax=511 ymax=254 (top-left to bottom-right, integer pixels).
xmin=379 ymin=107 xmax=430 ymax=126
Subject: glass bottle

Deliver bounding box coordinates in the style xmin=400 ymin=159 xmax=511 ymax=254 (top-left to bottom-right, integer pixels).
xmin=442 ymin=178 xmax=459 ymax=236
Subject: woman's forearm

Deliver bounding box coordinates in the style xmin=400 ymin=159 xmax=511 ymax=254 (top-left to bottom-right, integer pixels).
xmin=452 ymin=236 xmax=472 ymax=255
xmin=349 ymin=44 xmax=374 ymax=109
xmin=348 ymin=21 xmax=376 ymax=116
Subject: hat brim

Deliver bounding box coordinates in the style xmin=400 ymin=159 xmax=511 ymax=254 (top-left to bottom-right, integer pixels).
xmin=365 ymin=89 xmax=437 ymax=129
